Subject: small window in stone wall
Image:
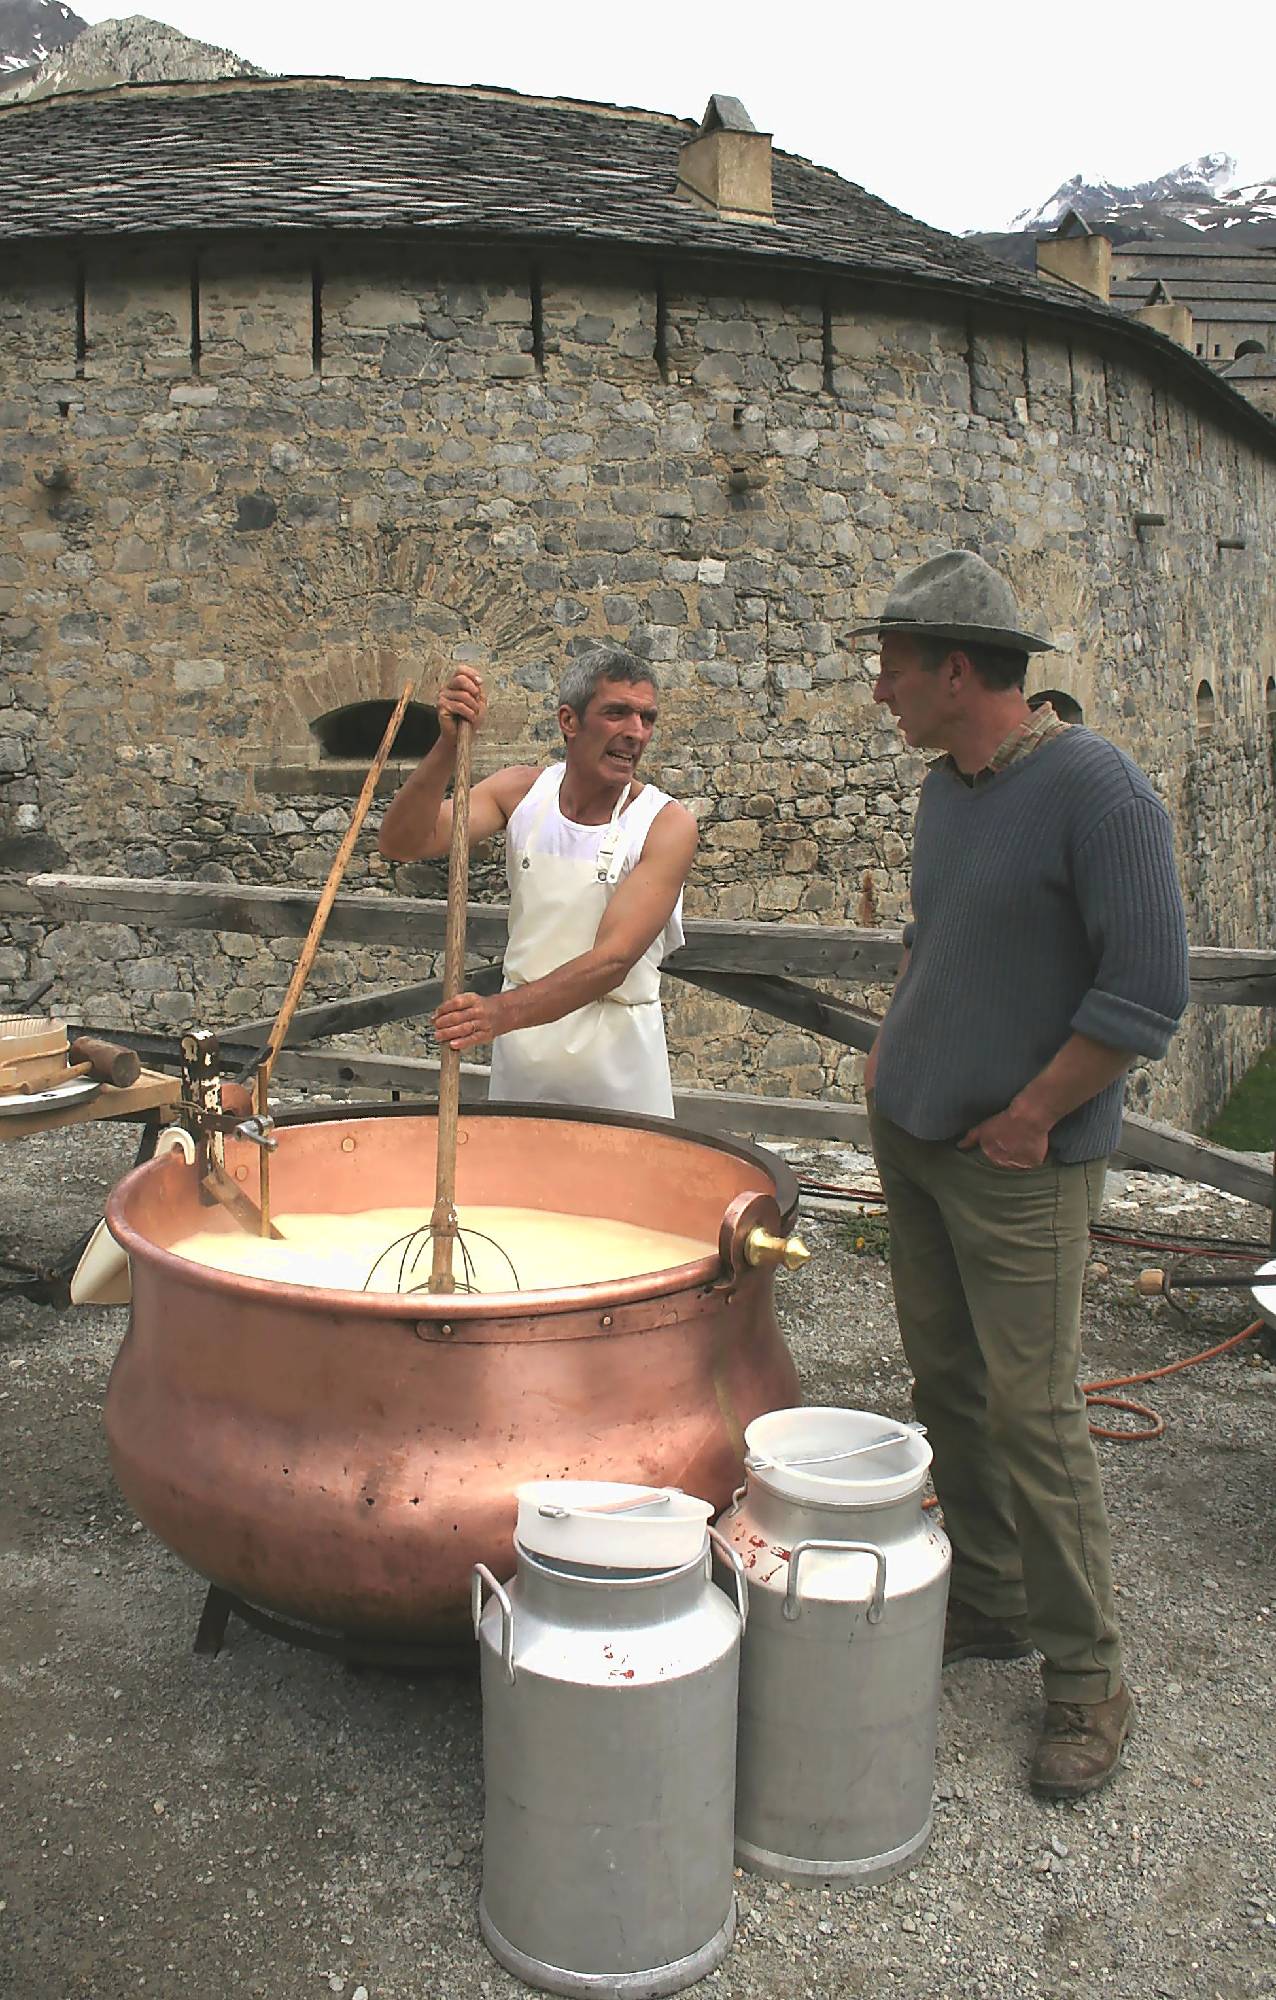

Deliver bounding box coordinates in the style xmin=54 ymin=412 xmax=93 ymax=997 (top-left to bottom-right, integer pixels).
xmin=313 ymin=700 xmax=439 ymax=761
xmin=1027 ymin=688 xmax=1084 ymax=725
xmin=1266 ymin=676 xmax=1276 ymax=730
xmin=1195 ymin=680 xmax=1215 ymax=735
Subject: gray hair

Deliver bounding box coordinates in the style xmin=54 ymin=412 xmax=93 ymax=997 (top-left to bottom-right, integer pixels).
xmin=557 ymin=645 xmax=658 ymax=721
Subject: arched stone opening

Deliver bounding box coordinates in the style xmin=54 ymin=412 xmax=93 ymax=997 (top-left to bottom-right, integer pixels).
xmin=1027 ymin=687 xmax=1083 ymax=725
xmin=1195 ymin=680 xmax=1215 ymax=735
xmin=313 ymin=699 xmax=438 ymax=761
xmin=1236 ymin=340 xmax=1266 ymax=360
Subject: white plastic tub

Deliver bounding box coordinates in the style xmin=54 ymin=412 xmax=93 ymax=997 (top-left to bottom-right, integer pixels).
xmin=742 ymin=1406 xmax=931 ymax=1508
xmin=515 ymin=1479 xmax=713 ymax=1569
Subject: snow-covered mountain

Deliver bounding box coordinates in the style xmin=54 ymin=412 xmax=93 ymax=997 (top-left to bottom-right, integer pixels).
xmin=988 ymin=154 xmax=1276 ymax=247
xmin=1007 ymin=154 xmax=1255 ymax=232
xmin=0 ymin=0 xmax=85 ymax=74
xmin=0 ymin=8 xmax=267 ymax=99
xmin=971 ymin=154 xmax=1276 ymax=269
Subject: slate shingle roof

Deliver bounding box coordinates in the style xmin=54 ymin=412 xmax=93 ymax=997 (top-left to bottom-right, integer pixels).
xmin=0 ymin=75 xmax=1066 ymax=298
xmin=1 ymin=76 xmax=1273 ymax=447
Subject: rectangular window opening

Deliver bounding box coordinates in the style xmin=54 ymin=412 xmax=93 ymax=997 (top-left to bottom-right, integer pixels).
xmin=74 ymin=260 xmax=87 ymax=378
xmin=530 ymin=268 xmax=545 ymax=374
xmin=312 ymin=262 xmax=323 ymax=376
xmin=655 ymin=272 xmax=669 ymax=383
xmin=190 ymin=258 xmax=202 ymax=376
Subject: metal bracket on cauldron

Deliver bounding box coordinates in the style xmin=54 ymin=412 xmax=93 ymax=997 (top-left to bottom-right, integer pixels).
xmin=180 ymin=1028 xmax=227 ymax=1184
xmin=178 ymin=1028 xmax=282 ymax=1236
xmin=178 ymin=1030 xmax=261 ymax=1140
xmin=714 ymin=1191 xmax=809 ymax=1297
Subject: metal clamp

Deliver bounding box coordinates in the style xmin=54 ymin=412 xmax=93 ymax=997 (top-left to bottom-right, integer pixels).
xmin=233 ymin=1113 xmax=278 ymax=1152
xmin=726 ymin=1484 xmax=747 ymax=1517
xmin=471 ymin=1563 xmax=516 ymax=1685
xmin=783 ymin=1539 xmax=887 ymax=1629
xmin=706 ymin=1526 xmax=748 ymax=1635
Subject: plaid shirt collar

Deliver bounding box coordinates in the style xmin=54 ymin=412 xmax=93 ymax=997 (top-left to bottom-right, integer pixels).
xmin=947 ymin=704 xmax=1070 ymax=785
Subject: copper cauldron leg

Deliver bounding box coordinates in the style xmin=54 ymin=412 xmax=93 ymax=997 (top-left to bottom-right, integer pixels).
xmin=193 ymin=1583 xmax=234 ymax=1657
xmin=189 ymin=1583 xmax=475 ymax=1671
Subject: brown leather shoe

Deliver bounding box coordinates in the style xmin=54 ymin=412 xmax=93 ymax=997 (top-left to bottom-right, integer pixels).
xmin=1030 ymin=1685 xmax=1134 ymax=1798
xmin=943 ymin=1597 xmax=1033 ymax=1665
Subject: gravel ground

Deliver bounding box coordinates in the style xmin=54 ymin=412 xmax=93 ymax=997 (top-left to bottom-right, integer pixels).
xmin=2 ymin=1111 xmax=1275 ymax=2000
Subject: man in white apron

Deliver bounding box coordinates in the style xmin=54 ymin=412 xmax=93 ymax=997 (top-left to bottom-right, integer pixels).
xmin=378 ymin=645 xmax=697 ymax=1117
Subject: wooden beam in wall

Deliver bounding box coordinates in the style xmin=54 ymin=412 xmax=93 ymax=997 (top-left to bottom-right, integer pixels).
xmin=1186 ymin=947 xmax=1276 ymax=1007
xmin=18 ymin=873 xmax=908 ymax=980
xmin=1114 ymin=1113 xmax=1273 ymax=1210
xmin=673 ymin=967 xmax=880 ymax=1051
xmin=226 ymin=962 xmax=505 ymax=1049
xmin=18 ymin=875 xmax=1276 ymax=1001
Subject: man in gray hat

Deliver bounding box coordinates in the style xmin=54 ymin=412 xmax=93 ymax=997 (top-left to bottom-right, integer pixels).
xmin=856 ymin=549 xmax=1189 ymax=1798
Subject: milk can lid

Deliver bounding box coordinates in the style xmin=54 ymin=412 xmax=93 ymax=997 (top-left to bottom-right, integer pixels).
xmin=515 ymin=1480 xmax=713 ymax=1569
xmin=743 ymin=1406 xmax=931 ymax=1506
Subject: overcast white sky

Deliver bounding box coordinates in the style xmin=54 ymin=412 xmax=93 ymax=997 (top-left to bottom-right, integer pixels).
xmin=73 ymin=0 xmax=1274 ymax=235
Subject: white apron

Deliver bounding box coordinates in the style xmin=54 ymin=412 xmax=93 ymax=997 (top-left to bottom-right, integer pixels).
xmin=487 ymin=764 xmax=684 ymax=1117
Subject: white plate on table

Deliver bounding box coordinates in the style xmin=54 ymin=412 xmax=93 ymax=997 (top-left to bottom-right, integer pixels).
xmin=0 ymin=1077 xmax=103 ymax=1118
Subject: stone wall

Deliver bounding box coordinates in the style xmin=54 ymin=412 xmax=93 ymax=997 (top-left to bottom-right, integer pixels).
xmin=1 ymin=238 xmax=1273 ymax=1124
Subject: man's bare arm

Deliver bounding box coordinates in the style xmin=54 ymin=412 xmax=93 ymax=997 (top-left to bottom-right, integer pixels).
xmin=433 ymin=802 xmax=698 ymax=1051
xmin=378 ymin=668 xmax=535 ymax=861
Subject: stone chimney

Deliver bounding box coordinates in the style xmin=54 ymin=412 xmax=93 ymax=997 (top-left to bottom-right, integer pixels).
xmin=1035 ymin=210 xmax=1111 ymax=303
xmin=1133 ymin=278 xmax=1194 ymax=350
xmin=676 ymin=95 xmax=773 ymax=220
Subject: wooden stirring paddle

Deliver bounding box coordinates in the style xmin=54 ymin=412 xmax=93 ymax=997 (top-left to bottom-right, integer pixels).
xmin=428 ymin=713 xmax=474 ymax=1294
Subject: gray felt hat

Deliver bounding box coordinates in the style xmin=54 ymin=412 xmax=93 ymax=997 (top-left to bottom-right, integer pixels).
xmin=849 ymin=550 xmax=1056 ymax=653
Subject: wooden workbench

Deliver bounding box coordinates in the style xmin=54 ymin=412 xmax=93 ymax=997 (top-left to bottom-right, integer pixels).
xmin=0 ymin=1068 xmax=181 ymax=1145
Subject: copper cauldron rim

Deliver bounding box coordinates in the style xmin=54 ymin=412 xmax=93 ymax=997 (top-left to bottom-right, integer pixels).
xmin=105 ymin=1100 xmax=798 ymax=1323
xmin=277 ymin=1098 xmax=800 ymax=1213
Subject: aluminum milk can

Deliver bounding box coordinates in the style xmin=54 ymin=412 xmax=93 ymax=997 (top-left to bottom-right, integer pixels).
xmin=718 ymin=1407 xmax=950 ymax=1885
xmin=474 ymin=1480 xmax=747 ymax=1998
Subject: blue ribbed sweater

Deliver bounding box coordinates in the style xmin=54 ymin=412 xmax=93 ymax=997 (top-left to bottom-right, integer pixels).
xmin=873 ymin=729 xmax=1190 ymax=1162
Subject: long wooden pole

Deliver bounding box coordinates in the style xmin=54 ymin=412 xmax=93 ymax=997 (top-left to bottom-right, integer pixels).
xmin=428 ymin=717 xmax=473 ymax=1293
xmin=250 ymin=680 xmax=415 ymax=1237
xmin=260 ymin=681 xmax=416 ymax=1088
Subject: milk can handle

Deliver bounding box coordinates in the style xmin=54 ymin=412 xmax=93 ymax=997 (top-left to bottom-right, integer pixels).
xmin=706 ymin=1526 xmax=749 ymax=1634
xmin=783 ymin=1539 xmax=887 ymax=1627
xmin=471 ymin=1563 xmax=516 ymax=1684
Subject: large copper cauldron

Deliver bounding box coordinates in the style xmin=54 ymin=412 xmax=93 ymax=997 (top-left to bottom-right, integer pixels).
xmin=104 ymin=1104 xmax=801 ymax=1643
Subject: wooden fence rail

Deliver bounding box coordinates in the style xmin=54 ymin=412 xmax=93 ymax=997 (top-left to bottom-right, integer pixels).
xmin=10 ymin=875 xmax=1276 ymax=1003
xmin=4 ymin=871 xmax=1274 ymax=1212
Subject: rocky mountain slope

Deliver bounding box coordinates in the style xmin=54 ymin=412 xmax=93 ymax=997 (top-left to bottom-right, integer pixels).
xmin=0 ymin=6 xmax=267 ymax=99
xmin=1 ymin=0 xmax=85 ymax=74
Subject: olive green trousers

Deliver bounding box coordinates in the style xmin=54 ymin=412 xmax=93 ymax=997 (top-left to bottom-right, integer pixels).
xmin=868 ymin=1101 xmax=1122 ymax=1703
